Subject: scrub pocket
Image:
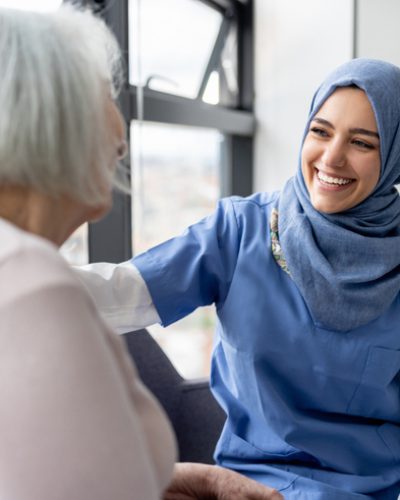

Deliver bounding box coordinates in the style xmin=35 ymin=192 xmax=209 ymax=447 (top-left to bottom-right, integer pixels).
xmin=347 ymin=346 xmax=400 ymax=418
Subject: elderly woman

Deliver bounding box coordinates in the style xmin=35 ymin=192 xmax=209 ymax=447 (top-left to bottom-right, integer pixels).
xmin=0 ymin=5 xmax=178 ymax=499
xmin=0 ymin=5 xmax=177 ymax=499
xmin=79 ymin=58 xmax=400 ymax=499
xmin=0 ymin=5 xmax=283 ymax=500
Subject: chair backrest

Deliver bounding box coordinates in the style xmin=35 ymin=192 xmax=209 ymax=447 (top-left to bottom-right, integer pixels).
xmin=123 ymin=329 xmax=226 ymax=464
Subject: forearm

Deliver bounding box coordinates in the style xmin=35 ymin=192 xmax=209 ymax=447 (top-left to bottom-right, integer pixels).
xmin=164 ymin=463 xmax=215 ymax=499
xmin=74 ymin=260 xmax=160 ymax=333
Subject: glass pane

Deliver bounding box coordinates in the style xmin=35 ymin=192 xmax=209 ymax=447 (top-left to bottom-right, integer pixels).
xmin=129 ymin=0 xmax=223 ymax=100
xmin=131 ymin=121 xmax=221 ymax=252
xmin=131 ymin=121 xmax=222 ymax=378
xmin=219 ymin=23 xmax=239 ymax=107
xmin=203 ymin=24 xmax=239 ymax=107
xmin=0 ymin=0 xmax=62 ymax=11
xmin=60 ymin=223 xmax=89 ymax=266
xmin=202 ymin=70 xmax=220 ymax=105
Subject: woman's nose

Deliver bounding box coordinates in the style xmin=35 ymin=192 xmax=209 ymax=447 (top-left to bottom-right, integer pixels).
xmin=321 ymin=140 xmax=346 ymax=168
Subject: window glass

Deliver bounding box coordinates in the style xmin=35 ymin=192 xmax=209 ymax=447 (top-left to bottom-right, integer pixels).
xmin=131 ymin=121 xmax=221 ymax=378
xmin=131 ymin=121 xmax=221 ymax=252
xmin=219 ymin=23 xmax=239 ymax=107
xmin=203 ymin=22 xmax=239 ymax=107
xmin=202 ymin=70 xmax=220 ymax=105
xmin=129 ymin=0 xmax=223 ymax=100
xmin=0 ymin=0 xmax=62 ymax=11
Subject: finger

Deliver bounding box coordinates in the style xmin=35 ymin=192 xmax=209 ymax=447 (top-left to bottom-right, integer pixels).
xmin=163 ymin=491 xmax=197 ymax=500
xmin=227 ymin=483 xmax=284 ymax=500
xmin=266 ymin=489 xmax=284 ymax=500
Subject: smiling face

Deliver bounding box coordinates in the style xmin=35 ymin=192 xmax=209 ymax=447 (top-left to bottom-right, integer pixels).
xmin=301 ymin=87 xmax=381 ymax=214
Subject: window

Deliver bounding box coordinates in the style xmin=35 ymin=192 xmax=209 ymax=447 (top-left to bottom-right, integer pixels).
xmin=131 ymin=122 xmax=221 ymax=253
xmin=129 ymin=0 xmax=223 ymax=100
xmin=88 ymin=0 xmax=254 ymax=378
xmin=131 ymin=121 xmax=222 ymax=378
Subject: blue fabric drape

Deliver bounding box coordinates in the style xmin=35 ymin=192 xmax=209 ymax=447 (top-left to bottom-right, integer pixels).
xmin=279 ymin=58 xmax=400 ymax=332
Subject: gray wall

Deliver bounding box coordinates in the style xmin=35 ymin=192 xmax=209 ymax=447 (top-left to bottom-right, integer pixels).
xmin=356 ymin=0 xmax=400 ymax=65
xmin=253 ymin=0 xmax=353 ymax=192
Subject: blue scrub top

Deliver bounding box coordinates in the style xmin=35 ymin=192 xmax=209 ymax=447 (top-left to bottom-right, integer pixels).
xmin=133 ymin=192 xmax=400 ymax=500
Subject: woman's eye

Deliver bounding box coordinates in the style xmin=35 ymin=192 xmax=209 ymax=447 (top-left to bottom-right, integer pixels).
xmin=310 ymin=127 xmax=328 ymax=137
xmin=352 ymin=139 xmax=374 ymax=150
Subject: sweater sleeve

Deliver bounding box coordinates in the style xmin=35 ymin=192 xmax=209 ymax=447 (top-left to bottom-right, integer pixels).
xmin=74 ymin=260 xmax=161 ymax=333
xmin=0 ymin=253 xmax=176 ymax=500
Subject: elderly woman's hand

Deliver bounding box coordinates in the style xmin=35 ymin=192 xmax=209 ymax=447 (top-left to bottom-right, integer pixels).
xmin=163 ymin=462 xmax=284 ymax=500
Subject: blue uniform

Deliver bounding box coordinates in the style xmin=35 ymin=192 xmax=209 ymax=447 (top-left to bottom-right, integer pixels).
xmin=133 ymin=192 xmax=400 ymax=499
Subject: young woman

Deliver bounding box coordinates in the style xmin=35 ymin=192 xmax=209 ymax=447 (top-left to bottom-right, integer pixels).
xmin=79 ymin=58 xmax=400 ymax=499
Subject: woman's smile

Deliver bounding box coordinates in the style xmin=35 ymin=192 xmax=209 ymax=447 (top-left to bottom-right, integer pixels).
xmin=301 ymin=87 xmax=380 ymax=214
xmin=314 ymin=167 xmax=355 ymax=189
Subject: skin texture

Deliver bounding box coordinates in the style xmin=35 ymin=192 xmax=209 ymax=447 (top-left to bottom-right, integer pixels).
xmin=301 ymin=87 xmax=381 ymax=214
xmin=164 ymin=463 xmax=284 ymax=500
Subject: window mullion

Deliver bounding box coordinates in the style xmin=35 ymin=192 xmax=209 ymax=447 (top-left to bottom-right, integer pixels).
xmin=129 ymin=86 xmax=254 ymax=135
xmin=197 ymin=15 xmax=232 ymax=100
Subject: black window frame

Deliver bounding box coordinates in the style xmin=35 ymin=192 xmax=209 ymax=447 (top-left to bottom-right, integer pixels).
xmin=86 ymin=0 xmax=254 ymax=263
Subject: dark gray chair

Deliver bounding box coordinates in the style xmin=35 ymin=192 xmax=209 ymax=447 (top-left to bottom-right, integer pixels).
xmin=123 ymin=329 xmax=226 ymax=464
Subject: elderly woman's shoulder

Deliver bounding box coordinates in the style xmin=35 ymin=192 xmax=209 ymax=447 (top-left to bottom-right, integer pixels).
xmin=0 ymin=218 xmax=80 ymax=301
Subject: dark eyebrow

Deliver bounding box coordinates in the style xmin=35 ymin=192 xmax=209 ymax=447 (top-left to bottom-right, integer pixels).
xmin=312 ymin=117 xmax=380 ymax=140
xmin=349 ymin=127 xmax=380 ymax=140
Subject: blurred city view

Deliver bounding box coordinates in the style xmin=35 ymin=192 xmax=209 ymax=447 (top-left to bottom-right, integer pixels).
xmin=131 ymin=122 xmax=222 ymax=378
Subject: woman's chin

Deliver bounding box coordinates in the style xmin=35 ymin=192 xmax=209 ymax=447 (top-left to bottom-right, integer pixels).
xmin=87 ymin=203 xmax=112 ymax=222
xmin=81 ymin=194 xmax=113 ymax=223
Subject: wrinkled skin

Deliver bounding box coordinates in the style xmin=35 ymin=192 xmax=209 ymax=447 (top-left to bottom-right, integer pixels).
xmin=163 ymin=463 xmax=284 ymax=500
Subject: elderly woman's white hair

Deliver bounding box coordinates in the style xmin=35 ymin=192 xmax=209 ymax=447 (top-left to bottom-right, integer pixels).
xmin=0 ymin=3 xmax=124 ymax=204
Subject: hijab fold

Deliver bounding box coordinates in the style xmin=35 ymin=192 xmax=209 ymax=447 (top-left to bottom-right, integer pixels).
xmin=278 ymin=59 xmax=400 ymax=332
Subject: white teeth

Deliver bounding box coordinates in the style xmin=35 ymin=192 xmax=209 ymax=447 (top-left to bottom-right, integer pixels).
xmin=317 ymin=171 xmax=352 ymax=185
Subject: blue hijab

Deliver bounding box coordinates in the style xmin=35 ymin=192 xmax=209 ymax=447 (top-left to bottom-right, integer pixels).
xmin=278 ymin=58 xmax=400 ymax=332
